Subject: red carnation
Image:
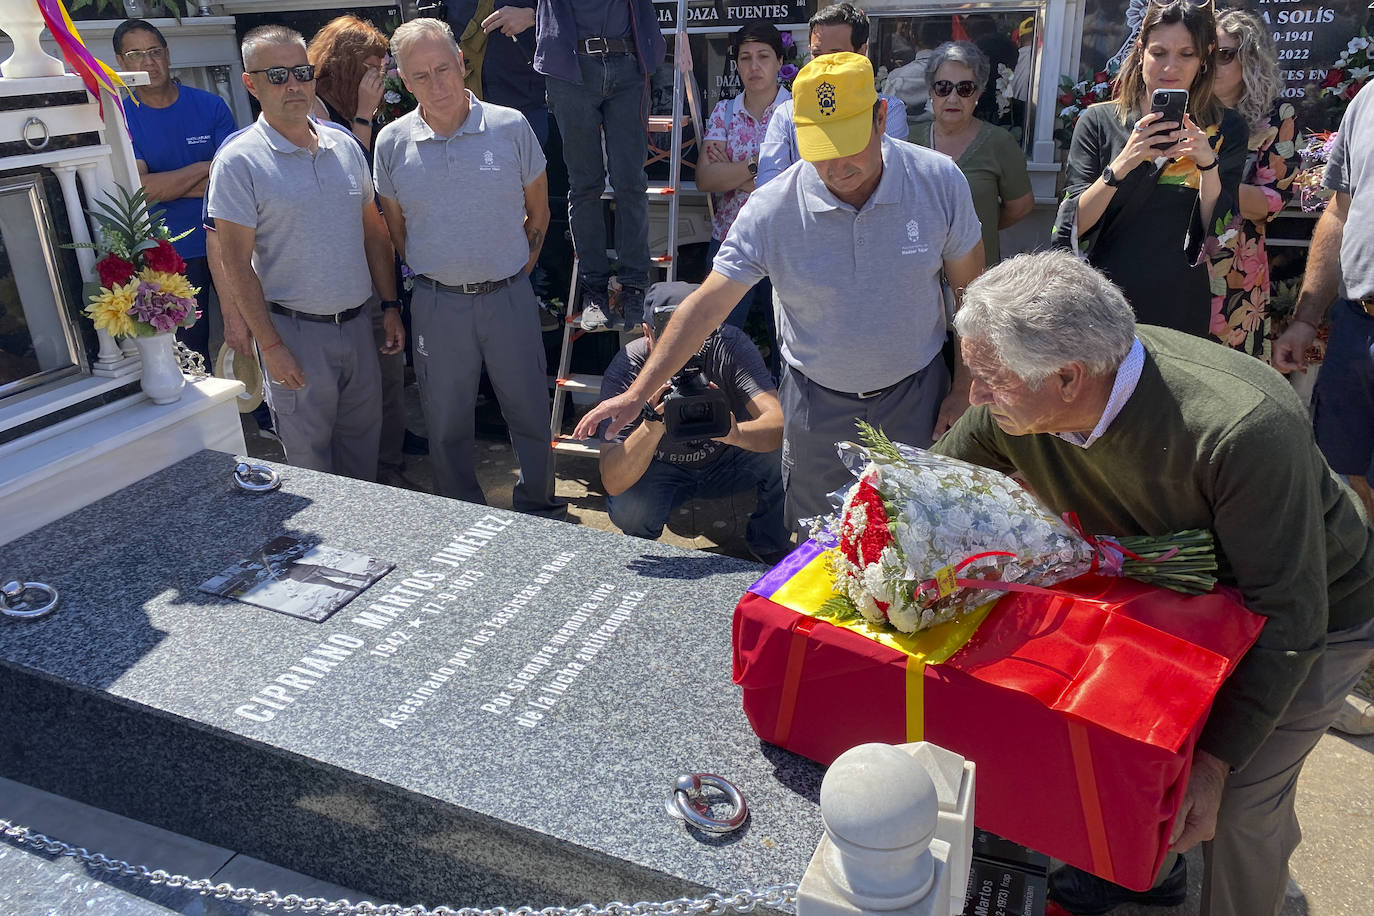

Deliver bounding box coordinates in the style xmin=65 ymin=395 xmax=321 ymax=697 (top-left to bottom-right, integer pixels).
xmin=96 ymin=254 xmax=136 ymax=288
xmin=1094 ymin=70 xmax=1109 ymax=83
xmin=1344 ymin=81 xmax=1363 ymax=101
xmin=1058 ymin=91 xmax=1075 ymax=106
xmin=142 ymin=238 xmax=185 ymax=274
xmin=1323 ymin=68 xmax=1345 ymax=89
xmin=838 ymin=473 xmax=896 ymax=615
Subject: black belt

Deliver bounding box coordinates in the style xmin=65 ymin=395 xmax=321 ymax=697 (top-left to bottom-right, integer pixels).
xmin=418 ymin=273 xmax=520 ymax=296
xmin=1357 ymin=297 xmax=1374 ymax=318
xmin=800 ymin=368 xmax=921 ymax=401
xmin=579 ymin=36 xmax=635 ymax=55
xmin=269 ymin=302 xmax=365 ymax=324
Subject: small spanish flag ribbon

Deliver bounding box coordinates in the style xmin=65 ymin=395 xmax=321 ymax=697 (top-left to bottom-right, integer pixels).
xmin=36 ymin=0 xmax=130 ymax=117
xmin=758 ymin=546 xmax=995 ymax=743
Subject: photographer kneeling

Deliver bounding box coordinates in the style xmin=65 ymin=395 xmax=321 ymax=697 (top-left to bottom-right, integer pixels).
xmin=598 ymin=283 xmax=791 ymax=564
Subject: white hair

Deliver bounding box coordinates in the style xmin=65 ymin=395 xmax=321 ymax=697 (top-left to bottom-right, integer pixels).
xmin=954 ymin=250 xmax=1136 ymax=387
xmin=391 ymin=18 xmax=460 ymax=73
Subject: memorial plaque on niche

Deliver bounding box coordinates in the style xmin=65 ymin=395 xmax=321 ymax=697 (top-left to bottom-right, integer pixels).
xmin=0 ymin=451 xmax=824 ymax=908
xmin=654 ymin=0 xmax=810 ymax=31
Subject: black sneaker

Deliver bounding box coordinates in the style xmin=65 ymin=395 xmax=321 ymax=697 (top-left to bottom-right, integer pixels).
xmin=538 ymin=298 xmax=562 ymax=332
xmin=617 ymin=285 xmax=646 ymax=330
xmin=1047 ymin=858 xmax=1187 ymax=916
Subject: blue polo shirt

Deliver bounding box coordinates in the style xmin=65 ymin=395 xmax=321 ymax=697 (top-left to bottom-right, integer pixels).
xmin=125 ymin=84 xmax=236 ymax=260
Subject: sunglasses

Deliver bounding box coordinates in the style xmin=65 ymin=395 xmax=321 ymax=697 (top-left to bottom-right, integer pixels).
xmin=247 ymin=64 xmax=317 ymax=85
xmin=119 ymin=46 xmax=165 ymax=64
xmin=1216 ymin=47 xmax=1239 ymax=64
xmin=932 ymin=80 xmax=979 ymax=98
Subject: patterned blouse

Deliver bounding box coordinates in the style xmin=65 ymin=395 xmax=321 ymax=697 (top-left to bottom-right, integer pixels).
xmin=1205 ymin=102 xmax=1301 ymax=362
xmin=703 ymin=87 xmax=790 ymax=241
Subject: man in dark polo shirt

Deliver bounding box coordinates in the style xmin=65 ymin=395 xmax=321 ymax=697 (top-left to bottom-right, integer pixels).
xmin=598 ymin=284 xmax=789 ymax=562
xmin=207 ymin=25 xmax=403 ymax=481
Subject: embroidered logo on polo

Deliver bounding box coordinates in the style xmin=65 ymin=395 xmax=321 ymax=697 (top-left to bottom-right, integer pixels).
xmin=346 ymin=172 xmax=362 ymax=196
xmin=901 ymin=218 xmax=929 ymax=256
xmin=479 ymin=149 xmax=501 ymax=172
xmin=816 ymin=81 xmax=837 ymax=117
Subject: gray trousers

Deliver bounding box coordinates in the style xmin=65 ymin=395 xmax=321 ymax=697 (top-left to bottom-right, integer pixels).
xmin=370 ymin=304 xmax=407 ymax=469
xmin=264 ymin=307 xmax=382 ymax=482
xmin=1196 ymin=613 xmax=1374 ymax=916
xmin=411 ymin=275 xmax=558 ymax=513
xmin=778 ymin=356 xmax=950 ymax=534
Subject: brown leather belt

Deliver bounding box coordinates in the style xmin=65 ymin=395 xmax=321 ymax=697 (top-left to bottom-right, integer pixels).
xmin=418 ymin=273 xmax=520 ymax=296
xmin=580 ymin=36 xmax=635 ymax=55
xmin=269 ymin=302 xmax=365 ymax=324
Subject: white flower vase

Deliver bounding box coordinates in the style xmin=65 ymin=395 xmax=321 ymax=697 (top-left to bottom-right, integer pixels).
xmin=133 ymin=332 xmax=186 ymax=405
xmin=0 ymin=0 xmax=67 ymax=79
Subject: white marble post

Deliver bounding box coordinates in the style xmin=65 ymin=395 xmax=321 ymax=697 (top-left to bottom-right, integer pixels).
xmin=0 ymin=0 xmax=65 ymax=78
xmin=796 ymin=742 xmax=975 ymax=916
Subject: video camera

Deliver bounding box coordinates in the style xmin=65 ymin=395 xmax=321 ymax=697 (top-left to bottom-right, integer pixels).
xmin=652 ymin=301 xmax=732 ymax=443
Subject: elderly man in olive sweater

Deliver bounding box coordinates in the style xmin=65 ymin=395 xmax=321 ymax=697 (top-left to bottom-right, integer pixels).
xmin=933 ymin=250 xmax=1374 ymax=916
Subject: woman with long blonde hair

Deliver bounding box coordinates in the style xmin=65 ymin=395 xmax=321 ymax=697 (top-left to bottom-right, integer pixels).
xmin=1054 ymin=0 xmax=1248 ymax=336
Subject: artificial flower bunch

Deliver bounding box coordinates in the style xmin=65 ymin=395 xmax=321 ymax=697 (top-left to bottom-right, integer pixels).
xmin=778 ymin=30 xmax=809 ymax=90
xmin=379 ymin=63 xmax=417 ymax=123
xmin=1321 ymin=33 xmax=1372 ymax=109
xmin=816 ymin=424 xmax=1217 ymax=634
xmin=1293 ymin=130 xmax=1338 ymax=212
xmin=77 ymin=186 xmax=198 ymax=339
xmin=1054 ymin=62 xmax=1119 ymax=151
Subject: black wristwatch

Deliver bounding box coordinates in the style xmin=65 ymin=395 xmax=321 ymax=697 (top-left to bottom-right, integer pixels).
xmin=639 ymin=402 xmax=663 ymax=424
xmin=1101 ymin=164 xmax=1122 ymax=187
xmin=380 ymin=299 xmax=402 ymax=312
xmin=746 ymin=155 xmax=759 ymax=177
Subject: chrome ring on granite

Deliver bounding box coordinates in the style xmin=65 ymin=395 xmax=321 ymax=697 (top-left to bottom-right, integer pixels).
xmin=1 ymin=581 xmax=59 ymax=620
xmin=665 ymin=773 xmax=748 ymax=834
xmin=234 ymin=461 xmax=281 ymax=492
xmin=22 ymin=117 xmax=50 ymax=151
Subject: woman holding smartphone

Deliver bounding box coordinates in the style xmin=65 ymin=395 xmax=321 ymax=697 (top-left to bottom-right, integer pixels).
xmin=1054 ymin=0 xmax=1247 ymax=335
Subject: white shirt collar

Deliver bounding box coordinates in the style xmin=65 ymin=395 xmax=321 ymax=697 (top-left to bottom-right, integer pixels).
xmin=727 ymin=85 xmax=790 ymax=124
xmin=1055 ymin=337 xmax=1145 ymax=449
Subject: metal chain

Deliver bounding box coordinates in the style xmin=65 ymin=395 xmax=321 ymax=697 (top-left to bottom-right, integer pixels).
xmin=174 ymin=340 xmax=210 ymax=379
xmin=1 ymin=819 xmax=797 ymax=916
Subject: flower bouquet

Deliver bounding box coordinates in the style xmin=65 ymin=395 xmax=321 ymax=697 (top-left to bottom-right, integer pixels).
xmin=1293 ymin=130 xmax=1338 ymax=213
xmin=74 ymin=186 xmax=198 ymax=339
xmin=816 ymin=423 xmax=1217 ymax=634
xmin=1320 ymin=32 xmax=1371 ymax=115
xmin=1054 ymin=63 xmax=1119 ymax=152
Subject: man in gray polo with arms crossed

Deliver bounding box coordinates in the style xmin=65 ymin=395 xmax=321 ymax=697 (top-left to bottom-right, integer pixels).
xmin=208 ymin=24 xmax=403 ymax=481
xmin=576 ymin=52 xmax=983 ymax=531
xmin=374 ymin=18 xmax=563 ymax=517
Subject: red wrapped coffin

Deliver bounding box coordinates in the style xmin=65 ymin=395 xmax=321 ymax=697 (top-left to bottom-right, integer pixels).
xmin=732 ymin=541 xmax=1265 ymax=891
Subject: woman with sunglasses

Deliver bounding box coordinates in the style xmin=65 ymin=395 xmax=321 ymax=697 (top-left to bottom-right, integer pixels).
xmin=1054 ymin=0 xmax=1247 ymax=336
xmin=307 ymin=15 xmax=389 ymax=155
xmin=1207 ymin=9 xmax=1300 ymax=360
xmin=910 ymin=41 xmax=1033 ymax=264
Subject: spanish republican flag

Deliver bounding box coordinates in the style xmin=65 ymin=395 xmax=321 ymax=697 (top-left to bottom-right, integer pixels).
xmin=36 ymin=0 xmax=129 ymax=116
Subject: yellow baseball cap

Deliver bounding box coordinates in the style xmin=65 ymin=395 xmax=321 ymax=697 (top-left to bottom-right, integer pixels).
xmin=1018 ymin=17 xmax=1035 ymax=40
xmin=792 ymin=51 xmax=879 ymax=162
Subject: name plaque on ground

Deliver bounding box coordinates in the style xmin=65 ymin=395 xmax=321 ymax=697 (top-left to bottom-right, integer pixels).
xmin=0 ymin=451 xmax=824 ymax=908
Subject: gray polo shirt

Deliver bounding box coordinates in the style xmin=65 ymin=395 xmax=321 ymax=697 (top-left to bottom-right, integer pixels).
xmin=1324 ymin=85 xmax=1374 ymax=300
xmin=206 ymin=116 xmax=373 ymax=315
xmin=374 ymin=94 xmax=545 ymax=286
xmin=713 ymin=136 xmax=981 ymax=394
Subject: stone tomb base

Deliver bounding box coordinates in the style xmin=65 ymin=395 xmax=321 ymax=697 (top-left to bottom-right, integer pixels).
xmin=0 ymin=451 xmax=823 ymax=908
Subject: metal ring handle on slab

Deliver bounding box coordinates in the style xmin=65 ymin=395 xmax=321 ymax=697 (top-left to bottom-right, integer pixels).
xmin=22 ymin=118 xmax=50 ymax=151
xmin=1 ymin=581 xmax=59 ymax=620
xmin=666 ymin=774 xmax=748 ymax=834
xmin=234 ymin=461 xmax=281 ymax=492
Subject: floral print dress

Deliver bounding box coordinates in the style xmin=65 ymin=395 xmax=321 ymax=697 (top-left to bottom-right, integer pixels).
xmin=1206 ymin=103 xmax=1301 ymax=361
xmin=703 ymin=87 xmax=790 ymax=241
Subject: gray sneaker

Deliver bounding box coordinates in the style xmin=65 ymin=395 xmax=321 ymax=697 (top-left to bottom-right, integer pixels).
xmin=1330 ymin=693 xmax=1374 ymax=735
xmin=579 ymin=288 xmax=611 ymax=331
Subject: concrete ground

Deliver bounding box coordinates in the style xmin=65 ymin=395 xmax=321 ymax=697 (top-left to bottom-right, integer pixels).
xmin=0 ymin=385 xmax=1368 ymax=914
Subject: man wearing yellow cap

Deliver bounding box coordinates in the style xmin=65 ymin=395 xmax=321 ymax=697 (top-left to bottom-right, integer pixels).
xmin=575 ymin=52 xmax=985 ymax=533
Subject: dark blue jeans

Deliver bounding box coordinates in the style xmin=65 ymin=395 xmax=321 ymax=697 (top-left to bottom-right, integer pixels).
xmin=606 ymin=447 xmax=789 ymax=554
xmin=1313 ymin=298 xmax=1374 ymax=476
xmin=545 ymin=52 xmax=651 ymax=292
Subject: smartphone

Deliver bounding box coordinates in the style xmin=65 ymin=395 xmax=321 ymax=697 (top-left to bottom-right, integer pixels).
xmin=1149 ymin=89 xmax=1189 ymax=151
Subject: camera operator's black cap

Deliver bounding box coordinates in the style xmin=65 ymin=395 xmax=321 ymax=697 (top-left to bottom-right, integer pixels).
xmin=646 ymin=281 xmax=700 ymax=338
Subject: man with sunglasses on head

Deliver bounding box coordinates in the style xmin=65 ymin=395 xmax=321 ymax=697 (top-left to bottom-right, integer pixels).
xmin=206 ymin=25 xmax=403 ymax=482
xmin=114 ymin=19 xmax=236 ymax=365
xmin=755 ymin=2 xmax=908 ymax=187
xmin=575 ymin=53 xmax=983 ymax=534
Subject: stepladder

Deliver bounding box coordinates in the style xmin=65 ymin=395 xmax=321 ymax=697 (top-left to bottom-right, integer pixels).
xmin=549 ymin=12 xmax=713 ymax=457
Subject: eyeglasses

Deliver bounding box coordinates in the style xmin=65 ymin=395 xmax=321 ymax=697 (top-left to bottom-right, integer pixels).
xmin=932 ymin=80 xmax=979 ymax=98
xmin=247 ymin=64 xmax=317 ymax=85
xmin=1216 ymin=47 xmax=1239 ymax=64
xmin=119 ymin=46 xmax=166 ymax=64
xmin=1148 ymin=0 xmax=1215 ymax=8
